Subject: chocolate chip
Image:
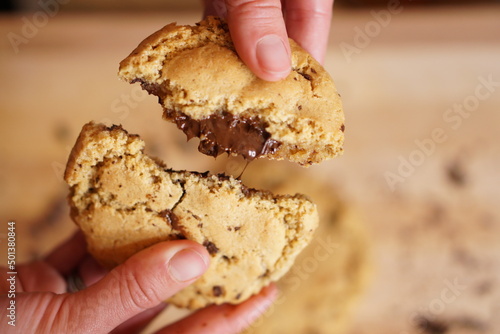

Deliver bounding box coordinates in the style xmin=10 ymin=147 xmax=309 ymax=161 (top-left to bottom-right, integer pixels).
xmin=340 ymin=124 xmax=345 ymax=132
xmin=199 ymin=171 xmax=210 ymax=178
xmin=299 ymin=72 xmax=312 ymax=81
xmin=310 ymin=68 xmax=317 ymax=74
xmin=215 ymin=173 xmax=231 ymax=181
xmin=259 ymin=269 xmax=270 ymax=278
xmin=298 ymin=105 xmax=302 ymax=110
xmin=188 ymin=211 xmax=201 ymax=220
xmin=234 ymin=226 xmax=241 ymax=231
xmin=160 ymin=209 xmax=180 ymax=229
xmin=235 ymin=293 xmax=242 ymax=300
xmin=213 ymin=286 xmax=224 ymax=297
xmin=203 ymin=240 xmax=219 ymax=255
xmin=241 ymin=186 xmax=259 ymax=198
xmin=109 ymin=124 xmax=125 ymax=132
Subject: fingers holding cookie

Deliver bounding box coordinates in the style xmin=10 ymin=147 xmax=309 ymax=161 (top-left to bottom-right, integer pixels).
xmin=224 ymin=0 xmax=292 ymax=81
xmin=59 ymin=240 xmax=210 ymax=333
xmin=283 ymin=0 xmax=334 ymax=64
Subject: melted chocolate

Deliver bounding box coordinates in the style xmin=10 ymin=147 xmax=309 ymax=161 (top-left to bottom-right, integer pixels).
xmin=133 ymin=79 xmax=169 ymax=100
xmin=170 ymin=110 xmax=281 ymax=160
xmin=136 ymin=80 xmax=281 ymax=160
xmin=160 ymin=209 xmax=180 ymax=229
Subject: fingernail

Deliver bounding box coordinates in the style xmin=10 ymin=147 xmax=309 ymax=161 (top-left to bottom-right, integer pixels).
xmin=256 ymin=34 xmax=291 ymax=78
xmin=169 ymin=248 xmax=208 ymax=282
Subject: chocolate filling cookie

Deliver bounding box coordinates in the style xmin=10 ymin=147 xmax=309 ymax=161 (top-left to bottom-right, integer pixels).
xmin=118 ymin=17 xmax=345 ymax=166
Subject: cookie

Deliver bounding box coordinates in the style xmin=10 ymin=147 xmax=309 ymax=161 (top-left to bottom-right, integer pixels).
xmin=118 ymin=16 xmax=345 ymax=166
xmin=232 ymin=160 xmax=369 ymax=334
xmin=64 ymin=122 xmax=319 ymax=309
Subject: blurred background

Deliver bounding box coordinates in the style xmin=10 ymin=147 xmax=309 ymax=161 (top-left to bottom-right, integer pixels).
xmin=2 ymin=0 xmax=500 ymax=11
xmin=1 ymin=1 xmax=499 ymax=334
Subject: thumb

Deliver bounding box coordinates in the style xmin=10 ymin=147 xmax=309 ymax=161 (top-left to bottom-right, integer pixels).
xmin=62 ymin=240 xmax=209 ymax=333
xmin=225 ymin=0 xmax=291 ymax=81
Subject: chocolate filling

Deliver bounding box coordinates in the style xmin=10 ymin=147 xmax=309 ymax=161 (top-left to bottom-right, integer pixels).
xmin=135 ymin=80 xmax=281 ymax=160
xmin=169 ymin=110 xmax=281 ymax=160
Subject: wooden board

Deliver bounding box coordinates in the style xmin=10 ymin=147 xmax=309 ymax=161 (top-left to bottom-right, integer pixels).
xmin=1 ymin=5 xmax=499 ymax=333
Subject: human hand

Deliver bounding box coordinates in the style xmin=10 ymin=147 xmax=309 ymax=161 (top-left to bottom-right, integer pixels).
xmin=204 ymin=0 xmax=334 ymax=81
xmin=0 ymin=231 xmax=277 ymax=333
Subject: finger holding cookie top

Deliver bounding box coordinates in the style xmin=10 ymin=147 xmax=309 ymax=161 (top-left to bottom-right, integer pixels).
xmin=203 ymin=0 xmax=335 ymax=81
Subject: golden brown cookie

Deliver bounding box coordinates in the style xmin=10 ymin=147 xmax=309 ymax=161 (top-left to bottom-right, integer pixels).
xmin=64 ymin=122 xmax=319 ymax=309
xmin=118 ymin=17 xmax=345 ymax=166
xmin=234 ymin=160 xmax=369 ymax=334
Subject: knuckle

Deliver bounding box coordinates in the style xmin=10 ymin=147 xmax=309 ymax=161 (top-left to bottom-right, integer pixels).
xmin=118 ymin=265 xmax=161 ymax=310
xmin=35 ymin=293 xmax=78 ymax=333
xmin=286 ymin=7 xmax=332 ymax=21
xmin=226 ymin=0 xmax=282 ymax=17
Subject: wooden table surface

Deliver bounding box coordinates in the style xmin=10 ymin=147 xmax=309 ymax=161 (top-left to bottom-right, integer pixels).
xmin=1 ymin=4 xmax=500 ymax=333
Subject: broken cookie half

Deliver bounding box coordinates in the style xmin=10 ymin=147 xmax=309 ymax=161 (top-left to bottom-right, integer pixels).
xmin=118 ymin=16 xmax=345 ymax=166
xmin=64 ymin=122 xmax=318 ymax=309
